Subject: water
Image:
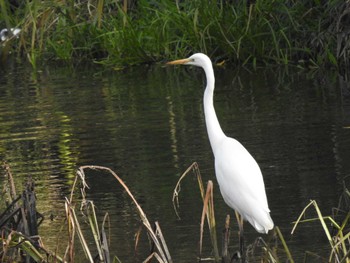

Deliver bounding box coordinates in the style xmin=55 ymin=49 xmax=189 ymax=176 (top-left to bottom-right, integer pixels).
xmin=0 ymin=60 xmax=349 ymax=262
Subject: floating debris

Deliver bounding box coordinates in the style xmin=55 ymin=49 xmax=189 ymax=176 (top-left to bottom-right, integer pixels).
xmin=0 ymin=28 xmax=21 ymax=42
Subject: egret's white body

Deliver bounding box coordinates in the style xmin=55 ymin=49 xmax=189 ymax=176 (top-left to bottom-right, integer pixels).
xmin=168 ymin=53 xmax=273 ymax=233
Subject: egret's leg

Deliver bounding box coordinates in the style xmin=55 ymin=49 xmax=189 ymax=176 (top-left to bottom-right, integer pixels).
xmin=235 ymin=211 xmax=245 ymax=258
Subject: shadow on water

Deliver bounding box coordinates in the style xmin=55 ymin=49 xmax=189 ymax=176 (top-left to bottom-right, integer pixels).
xmin=0 ymin=58 xmax=349 ymax=262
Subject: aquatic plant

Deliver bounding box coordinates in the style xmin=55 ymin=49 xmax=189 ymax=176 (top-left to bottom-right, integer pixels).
xmin=291 ymin=187 xmax=350 ymax=263
xmin=70 ymin=165 xmax=173 ymax=263
xmin=1 ymin=162 xmax=348 ymax=262
xmin=0 ymin=163 xmax=172 ymax=263
xmin=0 ymin=163 xmax=63 ymax=262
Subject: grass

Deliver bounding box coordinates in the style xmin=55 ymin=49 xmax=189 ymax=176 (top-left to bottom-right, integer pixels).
xmin=1 ymin=162 xmax=349 ymax=262
xmin=0 ymin=0 xmax=349 ymax=69
xmin=1 ymin=163 xmax=172 ymax=263
xmin=173 ymin=162 xmax=220 ymax=261
xmin=291 ymin=188 xmax=350 ymax=263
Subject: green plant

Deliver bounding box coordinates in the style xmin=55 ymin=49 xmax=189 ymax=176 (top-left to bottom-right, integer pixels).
xmin=292 ymin=197 xmax=350 ymax=263
xmin=1 ymin=0 xmax=349 ymax=68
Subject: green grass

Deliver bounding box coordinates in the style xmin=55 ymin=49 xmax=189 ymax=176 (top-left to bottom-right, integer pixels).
xmin=291 ymin=195 xmax=350 ymax=262
xmin=0 ymin=0 xmax=349 ymax=69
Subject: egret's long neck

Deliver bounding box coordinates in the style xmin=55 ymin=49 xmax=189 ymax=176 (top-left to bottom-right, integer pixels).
xmin=203 ymin=65 xmax=225 ymax=155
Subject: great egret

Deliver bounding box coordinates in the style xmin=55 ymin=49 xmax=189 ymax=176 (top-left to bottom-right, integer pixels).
xmin=167 ymin=53 xmax=274 ymax=234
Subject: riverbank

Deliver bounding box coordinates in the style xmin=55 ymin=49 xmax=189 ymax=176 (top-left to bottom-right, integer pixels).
xmin=1 ymin=0 xmax=349 ymax=69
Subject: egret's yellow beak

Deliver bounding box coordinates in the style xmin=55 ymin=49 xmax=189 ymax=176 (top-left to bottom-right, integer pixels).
xmin=166 ymin=58 xmax=191 ymax=65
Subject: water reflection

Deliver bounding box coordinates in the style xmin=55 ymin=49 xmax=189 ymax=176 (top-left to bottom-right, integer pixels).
xmin=0 ymin=60 xmax=349 ymax=262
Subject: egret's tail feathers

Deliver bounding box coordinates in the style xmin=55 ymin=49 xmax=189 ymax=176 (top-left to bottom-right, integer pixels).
xmin=248 ymin=213 xmax=274 ymax=234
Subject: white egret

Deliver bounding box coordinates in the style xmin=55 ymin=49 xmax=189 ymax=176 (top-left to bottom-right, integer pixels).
xmin=167 ymin=53 xmax=273 ymax=234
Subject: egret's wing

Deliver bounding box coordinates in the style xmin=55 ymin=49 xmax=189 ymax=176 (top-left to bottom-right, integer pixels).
xmin=214 ymin=137 xmax=273 ymax=232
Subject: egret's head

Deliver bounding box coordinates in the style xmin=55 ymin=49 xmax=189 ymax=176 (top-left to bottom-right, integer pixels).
xmin=167 ymin=53 xmax=211 ymax=69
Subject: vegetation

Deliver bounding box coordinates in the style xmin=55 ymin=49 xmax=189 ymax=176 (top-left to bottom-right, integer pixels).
xmin=1 ymin=163 xmax=172 ymax=263
xmin=1 ymin=162 xmax=349 ymax=262
xmin=1 ymin=0 xmax=350 ymax=69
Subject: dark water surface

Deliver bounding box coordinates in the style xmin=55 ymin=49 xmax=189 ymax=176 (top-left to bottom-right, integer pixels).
xmin=0 ymin=60 xmax=349 ymax=262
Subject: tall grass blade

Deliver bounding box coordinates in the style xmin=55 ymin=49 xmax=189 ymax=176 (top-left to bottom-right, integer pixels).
xmin=173 ymin=163 xmax=219 ymax=261
xmin=0 ymin=0 xmax=10 ymax=32
xmin=86 ymin=201 xmax=107 ymax=262
xmin=96 ymin=0 xmax=104 ymax=28
xmin=65 ymin=197 xmax=94 ymax=263
xmin=275 ymin=226 xmax=295 ymax=263
xmin=154 ymin=221 xmax=172 ymax=262
xmin=101 ymin=213 xmax=111 ymax=262
xmin=172 ymin=162 xmax=204 ymax=219
xmin=143 ymin=252 xmax=165 ymax=263
xmin=199 ymin=180 xmax=220 ymax=261
xmin=291 ymin=199 xmax=350 ymax=262
xmin=5 ymin=232 xmax=45 ymax=262
xmin=64 ymin=199 xmax=75 ymax=261
xmin=113 ymin=255 xmax=122 ymax=263
xmin=77 ymin=165 xmax=172 ymax=263
xmin=292 ymin=200 xmax=333 ymax=247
